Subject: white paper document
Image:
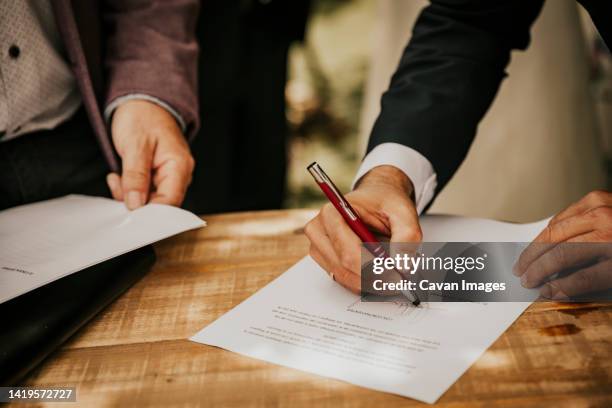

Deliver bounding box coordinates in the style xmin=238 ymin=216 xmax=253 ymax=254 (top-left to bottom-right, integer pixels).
xmin=0 ymin=195 xmax=205 ymax=304
xmin=192 ymin=215 xmax=548 ymax=404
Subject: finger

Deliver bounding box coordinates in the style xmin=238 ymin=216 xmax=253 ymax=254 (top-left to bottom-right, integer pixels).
xmin=514 ymin=212 xmax=599 ymax=276
xmin=566 ymin=227 xmax=612 ymax=243
xmin=305 ymin=217 xmax=336 ymax=267
xmin=513 ymin=242 xmax=556 ymax=277
xmin=106 ymin=173 xmax=124 ymax=201
xmin=121 ymin=141 xmax=154 ymax=210
xmin=305 ymin=217 xmax=361 ymax=293
xmin=520 ymin=243 xmax=605 ymax=288
xmin=533 ymin=211 xmax=599 ymax=243
xmin=312 ymin=245 xmax=361 ymax=294
xmin=310 ymin=246 xmax=335 ymax=281
xmin=310 ymin=246 xmax=362 ymax=294
xmin=540 ymin=258 xmax=612 ymax=299
xmin=517 ymin=206 xmax=612 ymax=275
xmin=319 ymin=203 xmax=364 ymax=275
xmin=350 ymin=202 xmax=391 ymax=237
xmin=549 ymin=190 xmax=612 ymax=226
xmin=149 ymin=160 xmax=191 ymax=206
xmin=317 ymin=205 xmax=404 ymax=295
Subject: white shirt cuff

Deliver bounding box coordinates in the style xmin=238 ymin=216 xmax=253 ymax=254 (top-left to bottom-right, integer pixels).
xmin=353 ymin=143 xmax=437 ymax=214
xmin=104 ymin=94 xmax=187 ymax=132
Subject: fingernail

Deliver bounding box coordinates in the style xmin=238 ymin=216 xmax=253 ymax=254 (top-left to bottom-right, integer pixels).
xmin=520 ymin=273 xmax=532 ymax=288
xmin=107 ymin=175 xmax=118 ymax=190
xmin=512 ymin=263 xmax=521 ymax=276
xmin=126 ymin=191 xmax=143 ymax=210
xmin=540 ymin=283 xmax=552 ymax=299
xmin=552 ymin=290 xmax=568 ymax=301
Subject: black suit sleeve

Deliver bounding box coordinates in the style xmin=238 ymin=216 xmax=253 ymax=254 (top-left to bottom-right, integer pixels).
xmin=367 ymin=0 xmax=544 ymax=193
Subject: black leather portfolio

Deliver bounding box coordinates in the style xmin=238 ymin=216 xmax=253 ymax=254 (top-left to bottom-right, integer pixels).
xmin=0 ymin=246 xmax=156 ymax=385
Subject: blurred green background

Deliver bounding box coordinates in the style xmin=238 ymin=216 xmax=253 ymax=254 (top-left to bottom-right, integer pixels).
xmin=284 ymin=0 xmax=374 ymax=208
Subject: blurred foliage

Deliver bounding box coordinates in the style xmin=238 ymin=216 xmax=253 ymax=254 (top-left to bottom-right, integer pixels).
xmin=284 ymin=0 xmax=374 ymax=208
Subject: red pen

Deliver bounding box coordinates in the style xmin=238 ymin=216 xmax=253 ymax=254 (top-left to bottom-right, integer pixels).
xmin=307 ymin=162 xmax=420 ymax=305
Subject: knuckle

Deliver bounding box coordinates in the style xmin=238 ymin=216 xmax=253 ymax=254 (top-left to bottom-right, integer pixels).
xmin=169 ymin=193 xmax=183 ymax=204
xmin=124 ymin=168 xmax=148 ymax=177
xmin=551 ymin=247 xmax=567 ymax=266
xmin=586 ymin=190 xmax=608 ymax=206
xmin=320 ymin=204 xmax=342 ymax=225
xmin=587 ymin=206 xmax=612 ymax=224
xmin=303 ymin=221 xmax=314 ymax=238
xmin=585 ymin=208 xmax=599 ymax=222
xmin=548 ymin=214 xmax=560 ymax=226
xmin=320 ymin=203 xmax=334 ymax=219
xmin=340 ymin=252 xmax=358 ymax=272
xmin=122 ymin=169 xmax=149 ymax=185
xmin=595 ymin=206 xmax=612 ymax=220
xmin=541 ymin=225 xmax=554 ymax=243
xmin=591 ymin=229 xmax=611 ymax=242
xmin=184 ymin=155 xmax=195 ymax=171
xmin=574 ymin=271 xmax=594 ymax=291
xmin=332 ymin=265 xmax=350 ymax=282
xmin=396 ymin=228 xmax=421 ymax=243
xmin=410 ymin=227 xmax=423 ymax=242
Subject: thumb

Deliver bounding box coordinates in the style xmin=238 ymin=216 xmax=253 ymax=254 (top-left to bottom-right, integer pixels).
xmin=120 ymin=141 xmax=153 ymax=210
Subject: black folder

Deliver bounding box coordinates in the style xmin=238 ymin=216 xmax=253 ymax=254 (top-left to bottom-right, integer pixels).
xmin=0 ymin=246 xmax=156 ymax=384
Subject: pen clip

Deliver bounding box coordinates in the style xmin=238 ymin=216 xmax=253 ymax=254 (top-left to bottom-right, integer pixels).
xmin=307 ymin=162 xmax=357 ymax=221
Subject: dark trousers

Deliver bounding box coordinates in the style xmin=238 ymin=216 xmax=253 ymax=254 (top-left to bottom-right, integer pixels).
xmin=0 ymin=108 xmax=110 ymax=211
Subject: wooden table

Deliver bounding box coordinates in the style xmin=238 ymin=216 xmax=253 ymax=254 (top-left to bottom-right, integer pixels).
xmin=16 ymin=210 xmax=612 ymax=407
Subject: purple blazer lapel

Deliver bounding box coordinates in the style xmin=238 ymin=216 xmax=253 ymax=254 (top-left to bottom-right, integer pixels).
xmin=50 ymin=0 xmax=120 ymax=173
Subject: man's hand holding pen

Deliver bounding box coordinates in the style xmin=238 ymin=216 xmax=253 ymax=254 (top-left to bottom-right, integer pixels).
xmin=304 ymin=165 xmax=423 ymax=296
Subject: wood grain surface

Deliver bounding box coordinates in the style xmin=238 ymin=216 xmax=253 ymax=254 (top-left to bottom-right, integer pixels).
xmin=13 ymin=209 xmax=612 ymax=407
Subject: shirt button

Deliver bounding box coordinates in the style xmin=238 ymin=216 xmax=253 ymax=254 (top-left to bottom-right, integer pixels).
xmin=8 ymin=45 xmax=20 ymax=59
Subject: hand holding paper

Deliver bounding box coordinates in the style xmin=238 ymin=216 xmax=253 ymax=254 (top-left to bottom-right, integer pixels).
xmin=0 ymin=195 xmax=205 ymax=304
